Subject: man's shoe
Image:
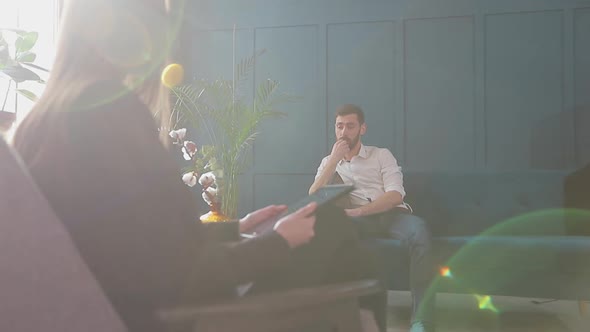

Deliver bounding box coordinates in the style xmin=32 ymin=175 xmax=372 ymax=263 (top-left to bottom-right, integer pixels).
xmin=410 ymin=321 xmax=434 ymax=332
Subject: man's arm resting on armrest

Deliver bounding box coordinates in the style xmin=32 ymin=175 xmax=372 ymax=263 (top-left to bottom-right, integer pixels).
xmin=345 ymin=191 xmax=403 ymax=217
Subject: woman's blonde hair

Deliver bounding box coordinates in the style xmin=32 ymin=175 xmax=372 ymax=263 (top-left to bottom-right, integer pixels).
xmin=13 ymin=0 xmax=182 ymax=156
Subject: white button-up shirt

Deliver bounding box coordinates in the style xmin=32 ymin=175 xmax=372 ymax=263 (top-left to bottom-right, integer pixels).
xmin=314 ymin=144 xmax=408 ymax=209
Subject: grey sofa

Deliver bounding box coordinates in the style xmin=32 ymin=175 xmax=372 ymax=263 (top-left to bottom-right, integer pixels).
xmin=364 ymin=171 xmax=590 ymax=301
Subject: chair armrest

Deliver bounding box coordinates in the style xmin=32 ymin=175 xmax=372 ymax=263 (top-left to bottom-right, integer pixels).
xmin=158 ymin=279 xmax=381 ymax=321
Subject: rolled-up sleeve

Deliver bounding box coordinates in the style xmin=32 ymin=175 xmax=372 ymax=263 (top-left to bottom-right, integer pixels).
xmin=380 ymin=149 xmax=406 ymax=198
xmin=314 ymin=157 xmax=329 ymax=181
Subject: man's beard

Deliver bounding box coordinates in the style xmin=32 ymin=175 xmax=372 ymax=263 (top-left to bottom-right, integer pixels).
xmin=341 ymin=134 xmax=360 ymax=149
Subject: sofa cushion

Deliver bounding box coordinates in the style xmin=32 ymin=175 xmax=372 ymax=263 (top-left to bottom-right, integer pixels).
xmin=404 ymin=171 xmax=568 ymax=237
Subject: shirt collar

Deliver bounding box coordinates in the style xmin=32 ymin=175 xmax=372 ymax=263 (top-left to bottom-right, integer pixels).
xmin=358 ymin=144 xmax=368 ymax=159
xmin=339 ymin=144 xmax=368 ymax=165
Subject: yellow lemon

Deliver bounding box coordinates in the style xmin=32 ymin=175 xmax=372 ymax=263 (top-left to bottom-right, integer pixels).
xmin=161 ymin=63 xmax=184 ymax=88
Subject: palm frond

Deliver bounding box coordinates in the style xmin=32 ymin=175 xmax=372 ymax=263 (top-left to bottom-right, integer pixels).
xmin=235 ymin=49 xmax=266 ymax=83
xmin=171 ymin=85 xmax=220 ymax=144
xmin=255 ymin=79 xmax=278 ymax=103
xmin=235 ymin=131 xmax=259 ymax=169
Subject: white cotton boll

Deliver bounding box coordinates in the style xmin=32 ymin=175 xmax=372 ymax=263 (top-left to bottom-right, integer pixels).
xmin=169 ymin=128 xmax=187 ymax=141
xmin=205 ymin=186 xmax=217 ymax=197
xmin=182 ymin=148 xmax=192 ymax=161
xmin=182 ymin=141 xmax=198 ymax=160
xmin=176 ymin=128 xmax=187 ymax=140
xmin=202 ymin=191 xmax=213 ymax=205
xmin=182 ymin=172 xmax=197 ymax=187
xmin=199 ymin=172 xmax=216 ymax=187
xmin=204 ymin=186 xmax=220 ymax=203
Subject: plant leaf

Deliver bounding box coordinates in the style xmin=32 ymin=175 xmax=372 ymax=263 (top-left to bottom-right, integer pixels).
xmin=255 ymin=78 xmax=279 ymax=109
xmin=16 ymin=51 xmax=36 ymax=63
xmin=235 ymin=131 xmax=258 ymax=166
xmin=1 ymin=65 xmax=40 ymax=83
xmin=235 ymin=49 xmax=265 ymax=83
xmin=21 ymin=62 xmax=49 ymax=72
xmin=16 ymin=89 xmax=38 ymax=101
xmin=15 ymin=31 xmax=38 ymax=53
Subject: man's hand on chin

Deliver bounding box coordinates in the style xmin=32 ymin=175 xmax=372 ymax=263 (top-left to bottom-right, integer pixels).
xmin=344 ymin=208 xmax=363 ymax=217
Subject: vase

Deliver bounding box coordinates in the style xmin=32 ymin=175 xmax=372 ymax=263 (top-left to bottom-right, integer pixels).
xmin=200 ymin=201 xmax=239 ymax=242
xmin=200 ymin=202 xmax=231 ymax=223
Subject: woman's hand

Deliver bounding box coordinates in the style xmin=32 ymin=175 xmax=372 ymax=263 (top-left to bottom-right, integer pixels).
xmin=239 ymin=204 xmax=288 ymax=233
xmin=274 ymin=202 xmax=317 ymax=248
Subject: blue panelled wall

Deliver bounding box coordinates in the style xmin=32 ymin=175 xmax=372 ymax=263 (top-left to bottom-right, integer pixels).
xmin=181 ymin=0 xmax=590 ymax=216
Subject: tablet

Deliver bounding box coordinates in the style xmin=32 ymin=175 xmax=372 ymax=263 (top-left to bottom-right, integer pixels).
xmin=242 ymin=184 xmax=354 ymax=237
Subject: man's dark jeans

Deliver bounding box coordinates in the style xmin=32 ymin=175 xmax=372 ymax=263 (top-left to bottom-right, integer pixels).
xmin=352 ymin=209 xmax=436 ymax=326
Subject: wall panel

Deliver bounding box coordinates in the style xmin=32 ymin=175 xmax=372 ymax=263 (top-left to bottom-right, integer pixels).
xmin=574 ymin=8 xmax=590 ymax=165
xmin=404 ymin=16 xmax=476 ymax=170
xmin=485 ymin=11 xmax=567 ymax=169
xmin=327 ymin=22 xmax=397 ymax=154
xmin=254 ymin=25 xmax=323 ymax=174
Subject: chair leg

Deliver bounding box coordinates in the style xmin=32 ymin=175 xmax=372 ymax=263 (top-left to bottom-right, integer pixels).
xmin=578 ymin=301 xmax=588 ymax=316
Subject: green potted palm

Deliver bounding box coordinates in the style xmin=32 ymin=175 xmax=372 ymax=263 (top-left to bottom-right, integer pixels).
xmin=165 ymin=49 xmax=292 ymax=221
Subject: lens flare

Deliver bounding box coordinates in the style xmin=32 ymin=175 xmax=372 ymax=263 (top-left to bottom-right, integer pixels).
xmin=474 ymin=294 xmax=499 ymax=313
xmin=439 ymin=266 xmax=453 ymax=278
xmin=63 ymin=0 xmax=187 ymax=111
xmin=415 ymin=208 xmax=590 ymax=324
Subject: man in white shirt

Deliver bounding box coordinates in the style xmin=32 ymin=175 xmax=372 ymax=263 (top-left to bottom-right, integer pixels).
xmin=310 ymin=104 xmax=435 ymax=332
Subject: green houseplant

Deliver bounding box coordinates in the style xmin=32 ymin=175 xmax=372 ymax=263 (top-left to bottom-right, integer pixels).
xmin=166 ymin=49 xmax=291 ymax=220
xmin=0 ymin=28 xmax=48 ymax=130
